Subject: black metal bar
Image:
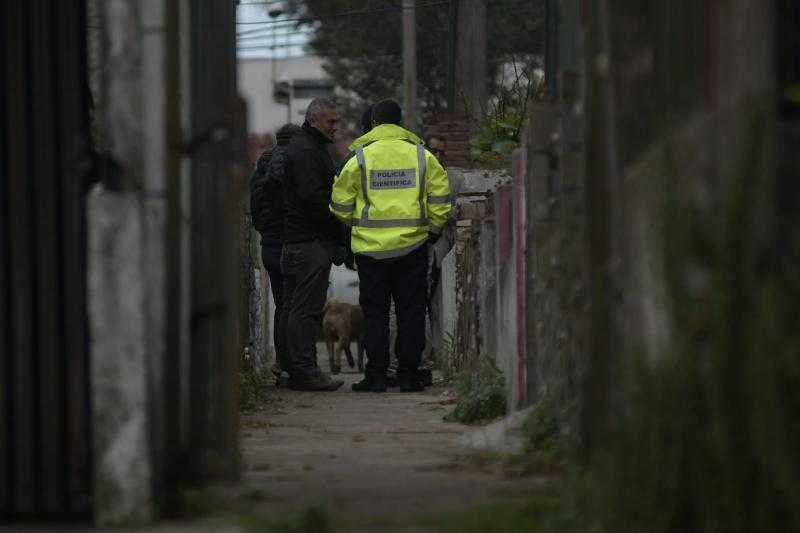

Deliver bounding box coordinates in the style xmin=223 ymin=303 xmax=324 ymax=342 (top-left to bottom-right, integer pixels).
xmin=30 ymin=0 xmax=66 ymax=513
xmin=6 ymin=0 xmax=39 ymax=514
xmin=0 ymin=0 xmax=92 ymax=519
xmin=0 ymin=0 xmax=9 ymax=516
xmin=55 ymin=0 xmax=92 ymax=516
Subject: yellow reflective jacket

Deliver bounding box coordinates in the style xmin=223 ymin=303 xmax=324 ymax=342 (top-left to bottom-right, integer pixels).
xmin=330 ymin=124 xmax=452 ymax=259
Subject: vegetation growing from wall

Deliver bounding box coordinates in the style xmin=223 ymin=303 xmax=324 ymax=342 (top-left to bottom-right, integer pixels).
xmin=584 ymin=110 xmax=800 ymax=533
xmin=499 ymin=108 xmax=800 ymax=533
xmin=469 ymin=63 xmax=545 ymax=168
xmin=446 ymin=355 xmax=506 ymax=424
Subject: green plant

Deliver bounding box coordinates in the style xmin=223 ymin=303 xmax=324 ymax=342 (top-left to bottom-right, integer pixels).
xmin=519 ymin=400 xmax=567 ymax=472
xmin=239 ymin=364 xmax=272 ymax=412
xmin=446 ymin=355 xmax=507 ymax=424
xmin=470 ymin=59 xmax=545 ymax=168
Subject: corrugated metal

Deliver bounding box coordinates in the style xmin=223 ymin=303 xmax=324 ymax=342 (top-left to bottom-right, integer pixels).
xmin=0 ymin=0 xmax=92 ymax=521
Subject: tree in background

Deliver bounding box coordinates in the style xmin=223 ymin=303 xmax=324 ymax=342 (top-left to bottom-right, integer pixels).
xmin=285 ymin=0 xmax=545 ymax=130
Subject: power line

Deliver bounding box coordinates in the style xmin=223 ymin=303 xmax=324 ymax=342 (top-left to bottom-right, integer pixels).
xmin=237 ymin=41 xmax=311 ymax=50
xmin=235 ymin=0 xmax=449 ymax=25
xmin=236 ymin=0 xmax=287 ymax=7
xmin=237 ymin=20 xmax=314 ymax=36
xmin=238 ymin=34 xmax=315 ymax=43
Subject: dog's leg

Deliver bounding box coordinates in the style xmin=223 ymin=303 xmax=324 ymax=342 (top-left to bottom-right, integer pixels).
xmin=332 ymin=342 xmax=342 ymax=374
xmin=343 ymin=339 xmax=355 ymax=369
xmin=327 ymin=338 xmax=339 ymax=374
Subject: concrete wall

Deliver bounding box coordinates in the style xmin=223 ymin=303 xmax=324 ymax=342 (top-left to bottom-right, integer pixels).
xmin=90 ymin=0 xmax=167 ymax=523
xmin=89 ymin=0 xmax=242 ymax=523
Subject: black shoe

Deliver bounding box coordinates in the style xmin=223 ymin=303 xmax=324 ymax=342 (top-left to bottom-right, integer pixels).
xmin=352 ymin=376 xmax=387 ymax=393
xmin=418 ymin=367 xmax=433 ymax=387
xmin=289 ymin=371 xmax=343 ymax=392
xmin=398 ymin=374 xmax=425 ymax=392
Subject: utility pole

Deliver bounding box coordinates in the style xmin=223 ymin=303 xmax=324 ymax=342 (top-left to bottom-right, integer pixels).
xmin=446 ymin=0 xmax=459 ymax=111
xmin=403 ymin=0 xmax=418 ymax=131
xmin=455 ymin=0 xmax=486 ymax=123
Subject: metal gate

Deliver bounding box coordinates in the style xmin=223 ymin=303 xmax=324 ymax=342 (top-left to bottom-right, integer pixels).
xmin=1 ymin=0 xmax=93 ymax=520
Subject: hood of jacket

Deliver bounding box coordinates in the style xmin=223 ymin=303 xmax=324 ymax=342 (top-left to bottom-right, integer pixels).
xmin=348 ymin=123 xmax=422 ymax=151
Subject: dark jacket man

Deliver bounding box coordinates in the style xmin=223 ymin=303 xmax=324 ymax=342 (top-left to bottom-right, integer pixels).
xmin=283 ymin=121 xmax=342 ymax=245
xmin=280 ymin=97 xmax=345 ymax=392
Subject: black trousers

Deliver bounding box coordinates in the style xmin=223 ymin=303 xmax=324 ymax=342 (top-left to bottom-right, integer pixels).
xmin=356 ymin=244 xmax=428 ymax=380
xmin=280 ymin=240 xmax=333 ymax=380
xmin=261 ymin=242 xmax=286 ymax=370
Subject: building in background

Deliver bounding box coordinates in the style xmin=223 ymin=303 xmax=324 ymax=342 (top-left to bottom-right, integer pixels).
xmin=238 ymin=55 xmax=334 ymax=134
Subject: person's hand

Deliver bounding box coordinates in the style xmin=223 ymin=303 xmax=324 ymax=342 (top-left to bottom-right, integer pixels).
xmin=332 ymin=245 xmax=347 ymax=266
xmin=428 ymin=232 xmax=441 ymax=245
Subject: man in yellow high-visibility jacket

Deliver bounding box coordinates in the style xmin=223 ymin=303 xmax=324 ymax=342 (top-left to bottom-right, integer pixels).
xmin=330 ymin=99 xmax=452 ymax=392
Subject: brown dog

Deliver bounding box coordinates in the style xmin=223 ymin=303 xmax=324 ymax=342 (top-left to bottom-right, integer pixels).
xmin=322 ymin=299 xmax=365 ymax=374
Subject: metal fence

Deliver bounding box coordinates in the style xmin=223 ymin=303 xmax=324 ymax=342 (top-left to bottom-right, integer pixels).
xmin=1 ymin=0 xmax=93 ymax=520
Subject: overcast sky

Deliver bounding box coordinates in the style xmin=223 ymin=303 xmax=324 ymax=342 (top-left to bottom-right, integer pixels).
xmin=236 ymin=1 xmax=312 ymax=59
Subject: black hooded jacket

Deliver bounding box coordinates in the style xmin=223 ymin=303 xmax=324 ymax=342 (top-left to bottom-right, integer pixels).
xmin=283 ymin=122 xmax=343 ymax=244
xmin=249 ymin=125 xmax=299 ymax=243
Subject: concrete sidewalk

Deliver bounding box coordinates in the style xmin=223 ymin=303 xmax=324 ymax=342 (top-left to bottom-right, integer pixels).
xmin=235 ymin=349 xmax=545 ymax=528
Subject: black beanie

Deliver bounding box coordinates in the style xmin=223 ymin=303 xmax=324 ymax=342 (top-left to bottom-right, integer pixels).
xmin=371 ymin=99 xmax=402 ymax=126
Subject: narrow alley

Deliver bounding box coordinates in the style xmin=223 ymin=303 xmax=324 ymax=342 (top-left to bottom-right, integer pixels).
xmin=3 ymin=1 xmax=799 ymax=531
xmin=235 ymin=353 xmax=546 ymax=530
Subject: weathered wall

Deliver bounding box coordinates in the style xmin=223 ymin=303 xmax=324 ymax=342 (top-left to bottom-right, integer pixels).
xmin=493 ymin=184 xmax=521 ymax=408
xmin=90 ymin=0 xmax=163 ymax=523
xmin=89 ymin=0 xmax=243 ymax=523
xmin=523 ymin=99 xmax=589 ymax=438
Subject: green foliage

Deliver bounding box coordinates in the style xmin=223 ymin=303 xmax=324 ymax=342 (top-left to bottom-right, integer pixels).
xmin=588 ymin=107 xmax=800 ymax=533
xmin=520 ymin=400 xmax=566 ymax=472
xmin=446 ymin=355 xmax=507 ymax=424
xmin=439 ymin=331 xmax=456 ymax=379
xmin=239 ymin=365 xmax=272 ymax=412
xmin=469 ymin=64 xmax=544 ymax=168
xmin=532 ymin=104 xmax=800 ymax=533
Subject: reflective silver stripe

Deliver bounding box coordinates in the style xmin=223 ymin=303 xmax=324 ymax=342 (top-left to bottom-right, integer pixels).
xmin=417 ymin=143 xmax=426 ymax=219
xmin=427 ymin=194 xmax=451 ymax=204
xmin=330 ymin=201 xmax=355 ymax=212
xmin=356 ymin=147 xmax=370 ymax=224
xmin=352 ymin=217 xmax=429 ymax=228
xmin=359 ymin=239 xmax=427 ymax=259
